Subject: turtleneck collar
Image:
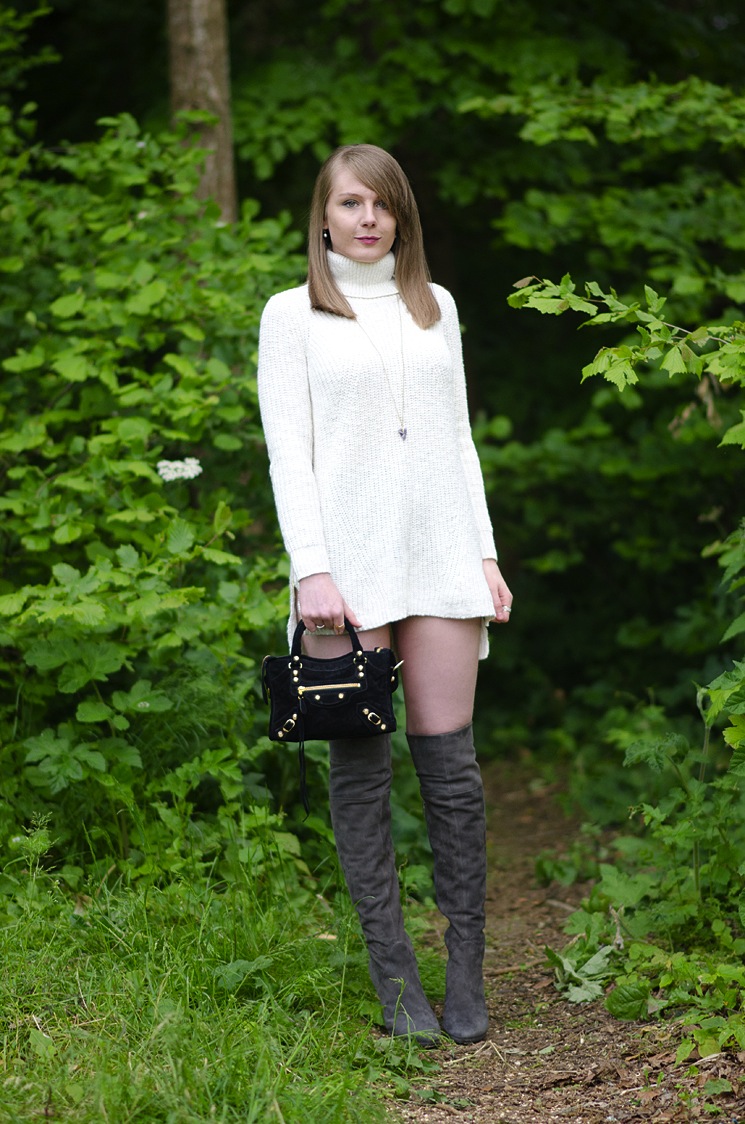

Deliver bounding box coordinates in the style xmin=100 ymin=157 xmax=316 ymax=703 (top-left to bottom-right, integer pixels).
xmin=327 ymin=250 xmax=398 ymax=298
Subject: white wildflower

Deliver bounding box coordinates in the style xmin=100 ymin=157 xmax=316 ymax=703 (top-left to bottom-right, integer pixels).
xmin=157 ymin=457 xmax=203 ymax=482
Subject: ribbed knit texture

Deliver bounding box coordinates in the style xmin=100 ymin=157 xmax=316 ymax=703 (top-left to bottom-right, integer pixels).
xmin=257 ymin=251 xmax=498 ymax=656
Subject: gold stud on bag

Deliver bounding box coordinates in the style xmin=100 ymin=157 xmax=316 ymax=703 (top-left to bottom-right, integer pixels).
xmin=262 ymin=618 xmax=401 ymax=813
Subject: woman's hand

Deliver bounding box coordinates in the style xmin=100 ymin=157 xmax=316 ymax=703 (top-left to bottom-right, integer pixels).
xmin=483 ymin=559 xmax=513 ymax=624
xmin=297 ymin=573 xmax=362 ymax=633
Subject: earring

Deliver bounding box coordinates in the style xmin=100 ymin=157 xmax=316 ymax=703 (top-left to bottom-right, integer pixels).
xmin=322 ymin=229 xmax=330 ymax=244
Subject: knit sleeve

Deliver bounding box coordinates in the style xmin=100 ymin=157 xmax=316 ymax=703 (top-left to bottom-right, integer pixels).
xmin=434 ymin=285 xmax=498 ymax=561
xmin=257 ymin=290 xmax=332 ymax=580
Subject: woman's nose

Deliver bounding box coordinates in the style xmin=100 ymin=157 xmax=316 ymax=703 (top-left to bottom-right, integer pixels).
xmin=360 ymin=204 xmax=377 ymax=225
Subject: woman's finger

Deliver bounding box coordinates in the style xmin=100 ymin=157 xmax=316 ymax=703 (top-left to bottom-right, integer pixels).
xmin=342 ymin=601 xmax=362 ymax=629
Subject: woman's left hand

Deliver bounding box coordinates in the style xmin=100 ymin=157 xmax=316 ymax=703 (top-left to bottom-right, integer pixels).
xmin=483 ymin=559 xmax=513 ymax=624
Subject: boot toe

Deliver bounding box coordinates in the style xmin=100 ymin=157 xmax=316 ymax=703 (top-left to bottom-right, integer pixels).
xmin=442 ymin=1010 xmax=489 ymax=1044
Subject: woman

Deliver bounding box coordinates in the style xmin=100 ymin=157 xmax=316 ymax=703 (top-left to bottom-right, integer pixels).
xmin=258 ymin=144 xmax=512 ymax=1046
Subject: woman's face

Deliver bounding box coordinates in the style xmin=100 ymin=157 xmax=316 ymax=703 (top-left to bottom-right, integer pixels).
xmin=324 ymin=168 xmax=397 ymax=262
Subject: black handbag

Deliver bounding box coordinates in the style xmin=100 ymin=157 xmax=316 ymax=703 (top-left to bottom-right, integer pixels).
xmin=261 ymin=618 xmax=401 ymax=812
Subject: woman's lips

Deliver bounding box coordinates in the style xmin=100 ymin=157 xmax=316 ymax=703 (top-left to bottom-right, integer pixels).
xmin=356 ymin=237 xmax=380 ymax=244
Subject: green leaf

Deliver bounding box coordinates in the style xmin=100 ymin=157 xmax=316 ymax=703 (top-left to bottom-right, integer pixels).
xmin=675 ymin=1039 xmax=696 ymax=1064
xmin=175 ymin=321 xmax=205 ymax=341
xmin=51 ymin=563 xmax=82 ymax=586
xmin=70 ymin=601 xmax=107 ymax=627
xmin=57 ymin=643 xmax=130 ymax=692
xmin=166 ymin=518 xmax=196 ymax=555
xmin=76 ymin=700 xmax=114 ymax=723
xmin=566 ymin=979 xmax=604 ymax=1003
xmin=111 ymin=680 xmax=172 ymax=714
xmin=2 ymin=346 xmax=44 ymax=372
xmin=25 ymin=638 xmax=72 ymax=671
xmin=722 ymin=612 xmax=745 ymax=642
xmin=703 ymin=1077 xmax=733 ymax=1095
xmin=28 ymin=1027 xmax=56 ymax=1059
xmin=624 ymin=733 xmax=687 ymax=771
xmin=49 ymin=291 xmax=86 ymax=318
xmin=212 ymin=501 xmax=232 ymax=536
xmin=114 ymin=416 xmax=152 ymax=442
xmin=52 ymin=351 xmax=91 ymax=382
xmin=213 ymin=956 xmax=274 ymax=991
xmin=0 ymin=589 xmax=29 ymax=615
xmin=126 ymin=280 xmax=168 ymax=315
xmin=605 ymin=982 xmax=650 ymax=1020
xmin=101 ymin=222 xmax=132 ymax=244
xmin=719 ymin=414 xmax=745 ymax=448
xmin=693 ymin=1033 xmax=721 ymax=1059
xmin=116 ymin=544 xmax=140 ymax=571
xmin=23 ymin=728 xmax=69 ymax=759
xmin=660 ymin=345 xmax=688 ymax=375
xmin=53 ymin=521 xmax=84 ymax=544
xmin=202 ymin=547 xmax=241 ymax=565
xmin=598 ymin=864 xmax=657 ymax=908
xmin=163 ymin=353 xmax=198 ymax=379
xmin=213 ymin=433 xmax=242 ymax=451
xmin=113 ymin=744 xmax=142 ymax=767
xmin=724 ymin=717 xmax=745 ymax=752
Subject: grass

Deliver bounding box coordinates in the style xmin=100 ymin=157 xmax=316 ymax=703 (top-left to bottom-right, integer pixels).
xmin=0 ymin=837 xmax=441 ymax=1124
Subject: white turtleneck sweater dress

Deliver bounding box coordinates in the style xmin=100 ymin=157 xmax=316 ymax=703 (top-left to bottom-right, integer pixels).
xmin=257 ymin=251 xmax=498 ymax=658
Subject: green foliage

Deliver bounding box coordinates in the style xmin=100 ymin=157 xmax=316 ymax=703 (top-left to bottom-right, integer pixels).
xmin=0 ymin=100 xmax=311 ymax=871
xmin=0 ymin=820 xmax=401 ymax=1123
xmin=465 ymin=77 xmax=745 ymax=300
xmin=545 ymin=705 xmax=745 ymax=1053
xmin=0 ymin=4 xmax=57 ymax=100
xmin=545 ymin=941 xmax=617 ymax=1004
xmin=520 ymin=268 xmax=745 ymax=1055
xmin=503 ymin=64 xmax=745 ymax=1058
xmin=508 ymin=273 xmax=745 ymax=743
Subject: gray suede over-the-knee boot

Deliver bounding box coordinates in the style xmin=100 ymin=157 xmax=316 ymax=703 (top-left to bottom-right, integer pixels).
xmin=406 ymin=724 xmax=489 ymax=1044
xmin=329 ymin=734 xmax=441 ymax=1045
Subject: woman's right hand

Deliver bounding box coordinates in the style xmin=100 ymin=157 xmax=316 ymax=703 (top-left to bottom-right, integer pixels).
xmin=297 ymin=573 xmax=361 ymax=633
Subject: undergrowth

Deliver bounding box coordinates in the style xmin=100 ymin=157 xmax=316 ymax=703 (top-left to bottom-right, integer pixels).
xmin=0 ymin=818 xmax=442 ymax=1123
xmin=539 ymin=686 xmax=745 ymax=1066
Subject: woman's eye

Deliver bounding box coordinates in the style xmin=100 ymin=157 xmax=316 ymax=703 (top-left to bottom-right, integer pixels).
xmin=376 ymin=200 xmax=388 ymax=209
xmin=342 ymin=200 xmax=358 ymax=207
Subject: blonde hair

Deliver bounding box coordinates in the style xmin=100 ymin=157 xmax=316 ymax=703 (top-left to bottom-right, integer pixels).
xmin=307 ymin=144 xmax=441 ymax=330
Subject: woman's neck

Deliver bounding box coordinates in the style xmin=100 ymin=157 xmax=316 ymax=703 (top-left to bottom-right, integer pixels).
xmin=327 ymin=251 xmax=398 ymax=298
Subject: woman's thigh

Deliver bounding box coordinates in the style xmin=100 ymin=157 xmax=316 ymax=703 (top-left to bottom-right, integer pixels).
xmin=393 ymin=616 xmax=481 ymax=736
xmin=302 ymin=624 xmax=391 ymax=658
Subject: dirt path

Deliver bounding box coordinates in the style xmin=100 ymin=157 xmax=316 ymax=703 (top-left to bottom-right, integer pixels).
xmin=392 ymin=760 xmax=745 ymax=1123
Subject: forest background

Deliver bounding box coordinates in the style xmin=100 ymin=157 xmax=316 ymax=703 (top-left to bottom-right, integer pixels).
xmin=1 ymin=1 xmax=744 ymax=1121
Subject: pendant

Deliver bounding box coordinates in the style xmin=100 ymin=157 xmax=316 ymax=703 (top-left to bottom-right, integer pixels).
xmin=398 ymin=427 xmax=407 ymax=440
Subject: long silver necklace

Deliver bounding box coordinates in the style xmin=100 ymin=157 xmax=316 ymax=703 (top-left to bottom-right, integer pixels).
xmin=355 ymin=296 xmax=408 ymax=440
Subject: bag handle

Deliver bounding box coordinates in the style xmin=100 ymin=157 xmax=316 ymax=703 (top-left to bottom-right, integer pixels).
xmin=290 ymin=616 xmax=362 ymax=658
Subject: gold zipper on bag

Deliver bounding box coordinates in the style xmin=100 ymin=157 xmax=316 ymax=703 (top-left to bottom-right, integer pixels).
xmin=297 ymin=682 xmax=362 ymax=695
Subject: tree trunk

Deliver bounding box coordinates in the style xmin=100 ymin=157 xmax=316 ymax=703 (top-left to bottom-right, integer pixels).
xmin=167 ymin=0 xmax=237 ymax=222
